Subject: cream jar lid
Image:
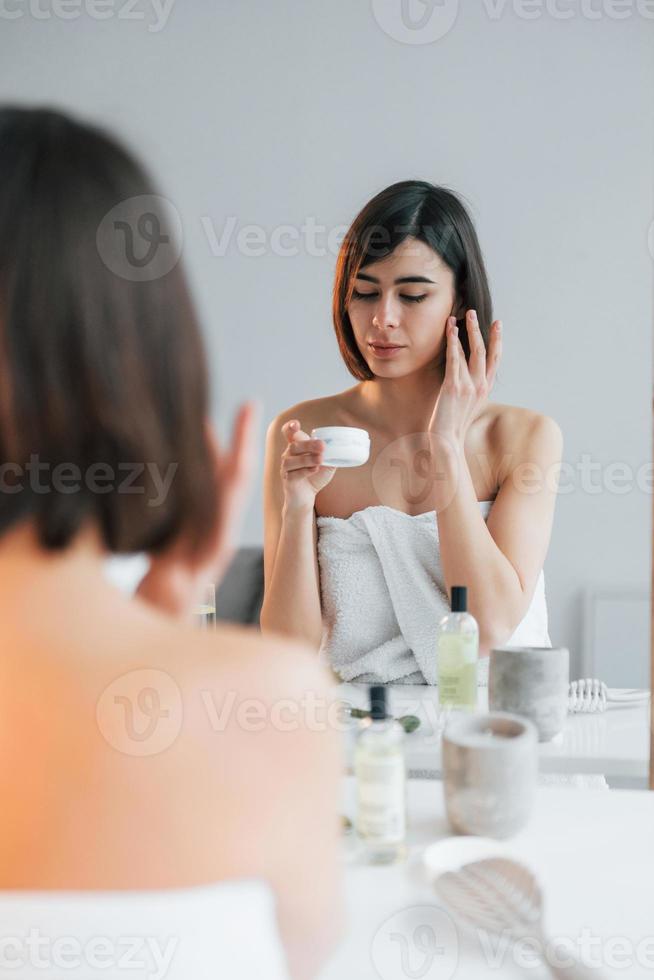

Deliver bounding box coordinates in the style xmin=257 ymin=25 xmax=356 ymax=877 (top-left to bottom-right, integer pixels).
xmin=311 ymin=426 xmax=370 ymax=444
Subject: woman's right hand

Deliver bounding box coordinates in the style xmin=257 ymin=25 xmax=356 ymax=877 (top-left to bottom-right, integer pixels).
xmin=280 ymin=419 xmax=336 ymax=512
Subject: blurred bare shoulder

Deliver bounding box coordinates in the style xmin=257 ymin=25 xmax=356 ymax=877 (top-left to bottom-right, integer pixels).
xmin=188 ymin=620 xmax=335 ymax=700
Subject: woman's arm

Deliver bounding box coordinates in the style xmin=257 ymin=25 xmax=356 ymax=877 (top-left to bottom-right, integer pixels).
xmin=429 ymin=311 xmax=562 ymax=654
xmin=260 ymin=414 xmax=329 ymax=648
xmin=435 ymin=413 xmax=562 ymax=654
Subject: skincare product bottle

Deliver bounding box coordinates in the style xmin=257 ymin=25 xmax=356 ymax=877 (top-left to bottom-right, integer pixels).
xmin=436 ymin=586 xmax=479 ymax=710
xmin=354 ymin=685 xmax=406 ymax=864
xmin=193 ymin=582 xmax=216 ymax=630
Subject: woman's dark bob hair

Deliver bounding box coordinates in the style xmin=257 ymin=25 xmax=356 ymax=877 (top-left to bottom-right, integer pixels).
xmin=332 ymin=180 xmax=493 ymax=380
xmin=0 ymin=106 xmax=217 ymax=553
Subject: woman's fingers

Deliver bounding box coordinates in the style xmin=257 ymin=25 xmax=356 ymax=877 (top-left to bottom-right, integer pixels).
xmin=279 ymin=418 xmax=328 ymax=483
xmin=282 ymin=418 xmax=312 ymax=444
xmin=445 ymin=316 xmax=460 ymax=386
xmin=284 ymin=464 xmax=322 ymax=481
xmin=207 ymin=402 xmax=259 ymax=546
xmin=283 ymin=452 xmax=325 ymax=473
xmin=288 ymin=439 xmax=325 ymax=456
xmin=210 ymin=402 xmax=259 ymax=524
xmin=203 ymin=406 xmax=258 ymax=567
xmin=486 ymin=320 xmax=502 ymax=389
xmin=281 ymin=419 xmax=299 ymax=442
xmin=464 ymin=309 xmax=486 ymax=382
xmin=281 ymin=421 xmax=328 ymax=459
xmin=224 ymin=401 xmax=260 ymax=484
xmin=461 ymin=310 xmax=502 ymax=393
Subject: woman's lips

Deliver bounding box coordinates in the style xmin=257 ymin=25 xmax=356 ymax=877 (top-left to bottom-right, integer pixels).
xmin=369 ymin=343 xmax=405 ymax=359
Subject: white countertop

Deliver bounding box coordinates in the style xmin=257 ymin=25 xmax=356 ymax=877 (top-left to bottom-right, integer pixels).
xmin=338 ymin=683 xmax=651 ymax=780
xmin=320 ymin=777 xmax=654 ymax=980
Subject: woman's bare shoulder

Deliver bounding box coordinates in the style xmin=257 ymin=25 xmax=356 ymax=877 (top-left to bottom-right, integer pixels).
xmin=51 ymin=615 xmax=337 ymax=888
xmin=485 ymin=403 xmax=563 ymax=478
xmin=161 ymin=619 xmax=334 ymax=701
xmin=487 ymin=402 xmax=562 ymax=442
xmin=267 ymin=387 xmax=361 ymax=437
xmin=96 ymin=615 xmax=336 ymax=799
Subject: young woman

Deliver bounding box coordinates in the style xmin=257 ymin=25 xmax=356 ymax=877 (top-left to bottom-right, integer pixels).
xmin=0 ymin=107 xmax=342 ymax=980
xmin=262 ymin=181 xmax=562 ymax=685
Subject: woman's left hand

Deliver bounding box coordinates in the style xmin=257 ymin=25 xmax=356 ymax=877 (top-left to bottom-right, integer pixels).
xmin=135 ymin=403 xmax=259 ymax=620
xmin=428 ymin=310 xmax=502 ymax=447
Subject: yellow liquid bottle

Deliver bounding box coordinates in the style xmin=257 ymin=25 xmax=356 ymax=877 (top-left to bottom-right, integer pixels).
xmin=436 ymin=586 xmax=479 ymax=710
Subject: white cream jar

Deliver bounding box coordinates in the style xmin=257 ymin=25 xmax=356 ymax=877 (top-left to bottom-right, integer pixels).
xmin=311 ymin=426 xmax=371 ymax=468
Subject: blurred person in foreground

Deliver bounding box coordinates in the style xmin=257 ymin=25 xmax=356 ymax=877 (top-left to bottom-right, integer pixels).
xmin=0 ymin=106 xmax=342 ymax=980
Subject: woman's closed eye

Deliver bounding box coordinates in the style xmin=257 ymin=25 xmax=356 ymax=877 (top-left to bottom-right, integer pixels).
xmin=351 ymin=289 xmax=428 ymax=304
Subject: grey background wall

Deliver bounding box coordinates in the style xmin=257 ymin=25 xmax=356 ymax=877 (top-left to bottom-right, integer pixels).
xmin=1 ymin=1 xmax=652 ymax=679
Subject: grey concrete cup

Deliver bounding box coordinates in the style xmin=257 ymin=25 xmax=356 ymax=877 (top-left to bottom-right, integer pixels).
xmin=442 ymin=712 xmax=538 ymax=838
xmin=489 ymin=646 xmax=569 ymax=743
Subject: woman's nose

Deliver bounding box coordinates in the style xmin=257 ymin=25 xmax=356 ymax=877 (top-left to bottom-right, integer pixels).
xmin=372 ymin=299 xmax=399 ymax=330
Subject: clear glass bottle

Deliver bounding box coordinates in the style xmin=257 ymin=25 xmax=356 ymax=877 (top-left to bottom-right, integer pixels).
xmin=193 ymin=582 xmax=217 ymax=629
xmin=354 ymin=686 xmax=407 ymax=864
xmin=436 ymin=586 xmax=479 ymax=711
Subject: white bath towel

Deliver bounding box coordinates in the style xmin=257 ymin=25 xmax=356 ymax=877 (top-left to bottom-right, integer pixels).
xmin=317 ymin=502 xmax=551 ymax=685
xmin=0 ymin=878 xmax=289 ymax=979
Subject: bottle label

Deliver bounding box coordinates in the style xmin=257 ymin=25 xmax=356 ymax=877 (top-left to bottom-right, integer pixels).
xmin=437 ymin=634 xmax=478 ymax=708
xmin=355 ymin=756 xmax=406 ymax=843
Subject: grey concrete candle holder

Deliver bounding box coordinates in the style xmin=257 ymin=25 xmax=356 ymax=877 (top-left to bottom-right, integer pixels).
xmin=442 ymin=712 xmax=538 ymax=838
xmin=489 ymin=646 xmax=569 ymax=743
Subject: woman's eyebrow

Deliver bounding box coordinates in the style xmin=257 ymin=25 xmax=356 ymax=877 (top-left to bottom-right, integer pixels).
xmin=356 ymin=273 xmax=436 ymax=284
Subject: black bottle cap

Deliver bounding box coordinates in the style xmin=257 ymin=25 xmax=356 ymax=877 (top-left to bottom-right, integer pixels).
xmin=451 ymin=586 xmax=467 ymax=612
xmin=369 ymin=685 xmax=388 ymax=721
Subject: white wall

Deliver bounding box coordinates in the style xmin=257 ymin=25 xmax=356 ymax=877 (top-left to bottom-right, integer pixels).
xmin=1 ymin=0 xmax=652 ymax=678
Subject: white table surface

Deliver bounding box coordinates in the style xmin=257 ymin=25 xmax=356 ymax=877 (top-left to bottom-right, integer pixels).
xmin=320 ymin=777 xmax=654 ymax=980
xmin=338 ymin=683 xmax=651 ymax=781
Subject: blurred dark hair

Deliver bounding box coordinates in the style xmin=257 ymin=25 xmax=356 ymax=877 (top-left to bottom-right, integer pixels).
xmin=0 ymin=106 xmax=217 ymax=552
xmin=332 ymin=180 xmax=493 ymax=380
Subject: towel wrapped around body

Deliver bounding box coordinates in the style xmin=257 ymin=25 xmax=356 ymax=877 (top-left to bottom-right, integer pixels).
xmin=317 ymin=502 xmax=551 ymax=685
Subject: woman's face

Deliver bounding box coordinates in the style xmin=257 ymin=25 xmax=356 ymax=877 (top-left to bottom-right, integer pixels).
xmin=348 ymin=237 xmax=458 ymax=378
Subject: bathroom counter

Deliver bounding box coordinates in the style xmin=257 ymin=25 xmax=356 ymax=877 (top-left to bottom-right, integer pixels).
xmin=338 ymin=682 xmax=651 ymax=783
xmin=320 ymin=777 xmax=654 ymax=980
